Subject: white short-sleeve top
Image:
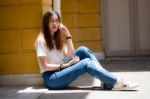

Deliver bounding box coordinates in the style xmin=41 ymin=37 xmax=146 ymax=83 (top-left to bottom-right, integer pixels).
xmin=35 ymin=35 xmax=70 ymax=73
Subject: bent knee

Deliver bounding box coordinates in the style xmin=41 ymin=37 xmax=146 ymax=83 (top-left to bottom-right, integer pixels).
xmin=87 ymin=60 xmax=99 ymax=68
xmin=76 ymin=46 xmax=91 ymax=54
xmin=77 ymin=46 xmax=88 ymax=51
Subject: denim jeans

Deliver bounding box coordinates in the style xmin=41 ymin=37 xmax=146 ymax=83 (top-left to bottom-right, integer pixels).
xmin=42 ymin=46 xmax=118 ymax=89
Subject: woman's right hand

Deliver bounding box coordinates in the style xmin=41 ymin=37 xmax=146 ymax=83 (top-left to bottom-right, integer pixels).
xmin=68 ymin=56 xmax=80 ymax=66
xmin=59 ymin=23 xmax=71 ymax=37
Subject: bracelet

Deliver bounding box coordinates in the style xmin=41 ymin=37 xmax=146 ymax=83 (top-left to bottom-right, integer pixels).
xmin=66 ymin=36 xmax=72 ymax=39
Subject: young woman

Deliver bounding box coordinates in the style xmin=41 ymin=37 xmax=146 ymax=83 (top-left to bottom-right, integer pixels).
xmin=35 ymin=10 xmax=138 ymax=90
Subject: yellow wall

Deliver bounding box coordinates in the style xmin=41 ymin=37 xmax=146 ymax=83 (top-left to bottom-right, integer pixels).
xmin=0 ymin=0 xmax=102 ymax=75
xmin=61 ymin=0 xmax=102 ymax=52
xmin=0 ymin=0 xmax=52 ymax=74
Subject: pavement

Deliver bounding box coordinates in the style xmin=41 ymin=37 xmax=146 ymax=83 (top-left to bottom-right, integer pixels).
xmin=0 ymin=58 xmax=150 ymax=99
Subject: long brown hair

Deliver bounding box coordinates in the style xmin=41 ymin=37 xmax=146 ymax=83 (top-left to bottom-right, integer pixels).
xmin=42 ymin=10 xmax=64 ymax=51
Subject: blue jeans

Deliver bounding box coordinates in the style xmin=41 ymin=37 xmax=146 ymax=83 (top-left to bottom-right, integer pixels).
xmin=42 ymin=46 xmax=118 ymax=89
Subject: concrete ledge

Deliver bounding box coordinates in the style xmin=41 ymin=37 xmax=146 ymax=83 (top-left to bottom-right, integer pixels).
xmin=94 ymin=52 xmax=105 ymax=60
xmin=0 ymin=74 xmax=44 ymax=86
xmin=0 ymin=73 xmax=100 ymax=86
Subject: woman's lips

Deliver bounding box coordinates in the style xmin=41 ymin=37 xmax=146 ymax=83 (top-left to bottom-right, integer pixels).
xmin=52 ymin=26 xmax=57 ymax=29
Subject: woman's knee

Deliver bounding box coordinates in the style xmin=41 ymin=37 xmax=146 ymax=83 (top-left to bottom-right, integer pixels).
xmin=75 ymin=58 xmax=91 ymax=70
xmin=75 ymin=46 xmax=91 ymax=55
xmin=86 ymin=59 xmax=100 ymax=70
xmin=77 ymin=46 xmax=89 ymax=52
xmin=78 ymin=58 xmax=96 ymax=70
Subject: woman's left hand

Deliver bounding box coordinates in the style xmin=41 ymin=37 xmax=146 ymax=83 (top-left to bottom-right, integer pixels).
xmin=68 ymin=56 xmax=80 ymax=66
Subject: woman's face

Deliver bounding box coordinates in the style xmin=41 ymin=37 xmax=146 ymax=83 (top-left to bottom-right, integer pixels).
xmin=49 ymin=13 xmax=60 ymax=34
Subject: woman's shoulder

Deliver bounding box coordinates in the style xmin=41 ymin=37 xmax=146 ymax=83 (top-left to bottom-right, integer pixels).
xmin=36 ymin=33 xmax=45 ymax=43
xmin=35 ymin=32 xmax=45 ymax=47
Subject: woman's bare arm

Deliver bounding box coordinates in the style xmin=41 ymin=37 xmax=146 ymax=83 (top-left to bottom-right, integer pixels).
xmin=38 ymin=56 xmax=79 ymax=71
xmin=59 ymin=23 xmax=74 ymax=57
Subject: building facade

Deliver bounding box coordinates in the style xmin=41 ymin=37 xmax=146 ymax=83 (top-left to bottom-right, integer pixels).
xmin=0 ymin=0 xmax=150 ymax=85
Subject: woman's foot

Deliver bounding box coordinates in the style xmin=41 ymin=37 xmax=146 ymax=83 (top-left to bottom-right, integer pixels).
xmin=112 ymin=79 xmax=139 ymax=90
